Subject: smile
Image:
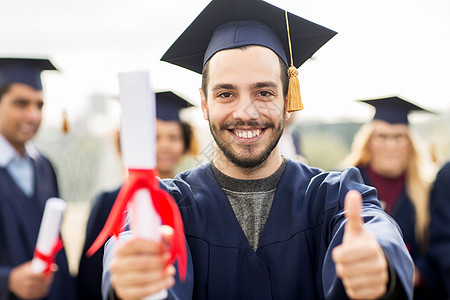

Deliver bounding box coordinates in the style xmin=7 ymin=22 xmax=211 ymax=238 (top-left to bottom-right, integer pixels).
xmin=232 ymin=129 xmax=262 ymax=139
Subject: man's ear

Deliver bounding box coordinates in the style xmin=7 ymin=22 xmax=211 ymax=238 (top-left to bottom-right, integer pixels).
xmin=285 ymin=111 xmax=291 ymax=121
xmin=200 ymin=88 xmax=208 ymax=120
xmin=285 ymin=96 xmax=290 ymax=120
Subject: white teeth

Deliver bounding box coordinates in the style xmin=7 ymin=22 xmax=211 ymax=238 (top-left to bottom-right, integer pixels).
xmin=234 ymin=129 xmax=261 ymax=139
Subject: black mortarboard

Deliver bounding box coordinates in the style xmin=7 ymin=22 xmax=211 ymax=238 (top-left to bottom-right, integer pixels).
xmin=0 ymin=58 xmax=57 ymax=90
xmin=161 ymin=0 xmax=336 ymax=112
xmin=359 ymin=95 xmax=433 ymax=125
xmin=156 ymin=91 xmax=193 ymax=122
xmin=161 ymin=0 xmax=336 ymax=74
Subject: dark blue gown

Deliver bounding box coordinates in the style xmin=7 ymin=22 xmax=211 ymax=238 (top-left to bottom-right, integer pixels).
xmin=358 ymin=166 xmax=445 ymax=299
xmin=428 ymin=162 xmax=450 ymax=298
xmin=77 ymin=188 xmax=120 ymax=300
xmin=0 ymin=154 xmax=76 ymax=300
xmin=103 ymin=160 xmax=413 ymax=299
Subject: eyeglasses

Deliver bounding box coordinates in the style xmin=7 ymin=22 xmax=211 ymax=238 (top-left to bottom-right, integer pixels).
xmin=371 ymin=133 xmax=409 ymax=145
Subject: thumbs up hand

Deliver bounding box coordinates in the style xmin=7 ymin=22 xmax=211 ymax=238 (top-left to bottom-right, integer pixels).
xmin=332 ymin=190 xmax=389 ymax=299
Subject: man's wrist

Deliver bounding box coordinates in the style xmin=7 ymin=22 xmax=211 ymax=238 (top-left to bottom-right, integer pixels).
xmin=379 ymin=249 xmax=405 ymax=300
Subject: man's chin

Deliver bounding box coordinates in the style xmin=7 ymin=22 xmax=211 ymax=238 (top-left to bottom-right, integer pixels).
xmin=227 ymin=151 xmax=271 ymax=169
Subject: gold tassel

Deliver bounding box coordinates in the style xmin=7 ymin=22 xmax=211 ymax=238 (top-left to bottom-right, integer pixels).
xmin=62 ymin=110 xmax=69 ymax=134
xmin=285 ymin=11 xmax=304 ymax=113
xmin=287 ymin=66 xmax=303 ymax=112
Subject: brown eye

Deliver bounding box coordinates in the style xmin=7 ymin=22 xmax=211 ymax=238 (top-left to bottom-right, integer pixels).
xmin=219 ymin=92 xmax=232 ymax=98
xmin=259 ymin=91 xmax=272 ymax=97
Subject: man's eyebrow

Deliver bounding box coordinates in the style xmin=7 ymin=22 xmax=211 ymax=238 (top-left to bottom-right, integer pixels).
xmin=251 ymin=81 xmax=278 ymax=89
xmin=211 ymin=83 xmax=237 ymax=92
xmin=12 ymin=98 xmax=30 ymax=103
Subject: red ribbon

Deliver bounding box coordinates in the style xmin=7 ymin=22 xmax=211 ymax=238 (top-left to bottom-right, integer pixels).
xmin=33 ymin=238 xmax=63 ymax=277
xmin=87 ymin=169 xmax=187 ymax=280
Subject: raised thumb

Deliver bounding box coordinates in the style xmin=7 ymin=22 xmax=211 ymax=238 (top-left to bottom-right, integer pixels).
xmin=344 ymin=190 xmax=364 ymax=238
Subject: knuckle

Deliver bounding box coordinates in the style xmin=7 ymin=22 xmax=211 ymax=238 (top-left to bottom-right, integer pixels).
xmin=332 ymin=247 xmax=343 ymax=262
xmin=376 ymin=285 xmax=387 ymax=297
xmin=335 ymin=263 xmax=345 ymax=277
xmin=346 ymin=287 xmax=356 ymax=299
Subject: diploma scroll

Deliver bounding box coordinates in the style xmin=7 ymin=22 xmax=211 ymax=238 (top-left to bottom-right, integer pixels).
xmin=118 ymin=70 xmax=156 ymax=170
xmin=130 ymin=189 xmax=168 ymax=299
xmin=120 ymin=71 xmax=168 ymax=299
xmin=87 ymin=71 xmax=187 ymax=297
xmin=31 ymin=197 xmax=66 ymax=274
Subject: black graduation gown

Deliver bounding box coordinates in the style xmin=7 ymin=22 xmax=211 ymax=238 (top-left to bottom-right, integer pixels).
xmin=358 ymin=166 xmax=444 ymax=299
xmin=77 ymin=188 xmax=120 ymax=300
xmin=0 ymin=154 xmax=76 ymax=300
xmin=157 ymin=160 xmax=413 ymax=299
xmin=428 ymin=162 xmax=450 ymax=298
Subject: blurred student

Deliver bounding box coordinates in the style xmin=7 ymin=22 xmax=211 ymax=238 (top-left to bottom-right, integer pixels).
xmin=344 ymin=95 xmax=442 ymax=298
xmin=0 ymin=58 xmax=76 ymax=300
xmin=77 ymin=91 xmax=195 ymax=300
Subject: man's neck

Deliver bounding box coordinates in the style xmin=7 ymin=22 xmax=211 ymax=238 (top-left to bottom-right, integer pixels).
xmin=212 ymin=147 xmax=283 ymax=180
xmin=159 ymin=170 xmax=175 ymax=179
xmin=0 ymin=134 xmax=26 ymax=155
xmin=12 ymin=144 xmax=26 ymax=155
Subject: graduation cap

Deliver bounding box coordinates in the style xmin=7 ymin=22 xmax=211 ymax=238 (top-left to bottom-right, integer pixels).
xmin=0 ymin=58 xmax=57 ymax=90
xmin=161 ymin=0 xmax=337 ymax=112
xmin=359 ymin=95 xmax=433 ymax=125
xmin=156 ymin=91 xmax=193 ymax=122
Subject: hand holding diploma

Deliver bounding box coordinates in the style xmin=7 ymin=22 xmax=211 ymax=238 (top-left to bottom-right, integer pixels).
xmin=332 ymin=190 xmax=389 ymax=299
xmin=88 ymin=71 xmax=187 ymax=299
xmin=8 ymin=261 xmax=55 ymax=299
xmin=109 ymin=228 xmax=176 ymax=300
xmin=8 ymin=197 xmax=65 ymax=299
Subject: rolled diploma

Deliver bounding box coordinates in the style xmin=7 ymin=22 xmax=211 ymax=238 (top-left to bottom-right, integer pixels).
xmin=118 ymin=70 xmax=156 ymax=170
xmin=31 ymin=197 xmax=66 ymax=273
xmin=129 ymin=189 xmax=167 ymax=299
xmin=118 ymin=71 xmax=167 ymax=299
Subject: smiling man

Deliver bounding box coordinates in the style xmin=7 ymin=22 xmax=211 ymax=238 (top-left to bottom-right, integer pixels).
xmin=102 ymin=0 xmax=414 ymax=299
xmin=0 ymin=58 xmax=76 ymax=300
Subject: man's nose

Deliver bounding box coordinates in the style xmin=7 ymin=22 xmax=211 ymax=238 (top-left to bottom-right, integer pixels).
xmin=232 ymin=95 xmax=259 ymax=121
xmin=27 ymin=105 xmax=42 ymax=122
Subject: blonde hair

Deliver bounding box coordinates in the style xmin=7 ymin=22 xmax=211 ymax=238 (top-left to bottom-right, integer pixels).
xmin=344 ymin=122 xmax=433 ymax=250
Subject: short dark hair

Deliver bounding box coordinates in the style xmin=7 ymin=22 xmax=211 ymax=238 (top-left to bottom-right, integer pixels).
xmin=201 ymin=46 xmax=289 ymax=100
xmin=0 ymin=84 xmax=11 ymax=101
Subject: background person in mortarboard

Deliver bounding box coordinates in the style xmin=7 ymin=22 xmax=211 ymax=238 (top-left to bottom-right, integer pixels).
xmin=103 ymin=0 xmax=414 ymax=299
xmin=0 ymin=58 xmax=77 ymax=300
xmin=77 ymin=91 xmax=196 ymax=300
xmin=154 ymin=91 xmax=197 ymax=179
xmin=343 ymin=95 xmax=446 ymax=298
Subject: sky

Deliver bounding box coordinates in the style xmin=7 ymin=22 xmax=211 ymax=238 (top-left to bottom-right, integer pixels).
xmin=1 ymin=0 xmax=449 ymax=130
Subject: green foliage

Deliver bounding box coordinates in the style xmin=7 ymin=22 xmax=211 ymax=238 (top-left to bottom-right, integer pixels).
xmin=302 ymin=131 xmax=350 ymax=171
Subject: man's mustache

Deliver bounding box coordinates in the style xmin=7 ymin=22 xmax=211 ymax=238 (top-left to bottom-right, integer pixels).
xmin=220 ymin=120 xmax=276 ymax=130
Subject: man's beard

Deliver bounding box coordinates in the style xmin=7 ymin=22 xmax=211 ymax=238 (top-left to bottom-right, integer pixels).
xmin=209 ymin=117 xmax=285 ymax=169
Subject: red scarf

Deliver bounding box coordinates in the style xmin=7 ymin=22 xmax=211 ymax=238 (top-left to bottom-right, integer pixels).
xmin=366 ymin=166 xmax=405 ymax=214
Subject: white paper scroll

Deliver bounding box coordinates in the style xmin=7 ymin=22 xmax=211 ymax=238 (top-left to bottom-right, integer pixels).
xmin=31 ymin=197 xmax=66 ymax=273
xmin=118 ymin=71 xmax=167 ymax=299
xmin=118 ymin=71 xmax=157 ymax=170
